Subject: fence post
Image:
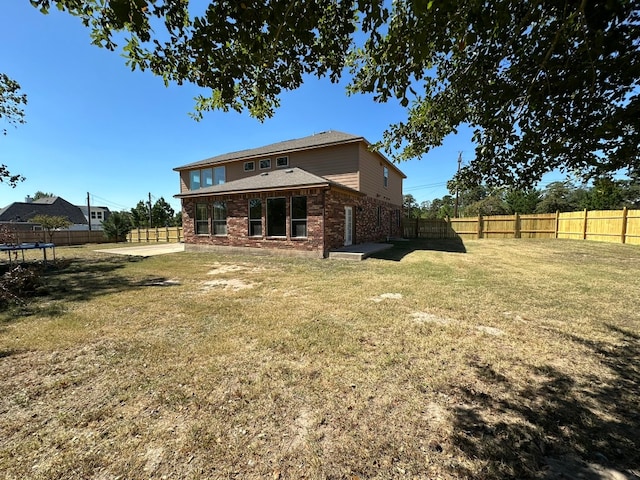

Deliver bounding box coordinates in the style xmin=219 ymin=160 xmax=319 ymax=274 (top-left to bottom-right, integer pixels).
xmin=621 ymin=207 xmax=628 ymax=244
xmin=477 ymin=214 xmax=483 ymax=239
xmin=555 ymin=211 xmax=560 ymax=238
xmin=582 ymin=209 xmax=588 ymax=240
xmin=514 ymin=212 xmax=521 ymax=238
xmin=446 ymin=215 xmax=452 ymax=238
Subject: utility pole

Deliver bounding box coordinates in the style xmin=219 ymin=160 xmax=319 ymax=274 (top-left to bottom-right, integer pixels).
xmin=87 ymin=192 xmax=92 ymax=232
xmin=148 ymin=192 xmax=153 ymax=227
xmin=453 ymin=152 xmax=462 ymax=218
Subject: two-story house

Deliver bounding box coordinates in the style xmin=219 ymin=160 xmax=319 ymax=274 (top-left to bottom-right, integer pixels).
xmin=77 ymin=205 xmax=111 ymax=231
xmin=174 ymin=131 xmax=406 ymax=257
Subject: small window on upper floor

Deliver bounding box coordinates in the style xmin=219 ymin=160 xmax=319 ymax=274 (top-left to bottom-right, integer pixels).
xmin=244 ymin=161 xmax=255 ymax=172
xmin=276 ymin=156 xmax=289 ymax=168
xmin=259 ymin=158 xmax=271 ymax=170
xmin=383 ymin=166 xmax=389 ymax=188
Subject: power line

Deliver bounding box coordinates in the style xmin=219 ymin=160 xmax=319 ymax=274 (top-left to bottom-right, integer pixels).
xmin=404 ymin=181 xmax=449 ymax=191
xmin=89 ymin=193 xmax=130 ymax=211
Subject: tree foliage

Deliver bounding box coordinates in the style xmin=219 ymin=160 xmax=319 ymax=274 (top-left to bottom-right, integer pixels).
xmin=356 ymin=1 xmax=640 ymax=188
xmin=130 ymin=200 xmax=150 ymax=228
xmin=28 ymin=0 xmax=640 ymax=188
xmin=415 ymin=174 xmax=639 ymax=217
xmin=102 ymin=211 xmax=132 ymax=242
xmin=151 ymin=197 xmax=175 ymax=227
xmin=30 ymin=214 xmax=72 ymax=242
xmin=0 ymin=73 xmax=27 ymax=187
xmin=33 ymin=191 xmax=55 ymax=200
xmin=130 ymin=197 xmax=178 ymax=227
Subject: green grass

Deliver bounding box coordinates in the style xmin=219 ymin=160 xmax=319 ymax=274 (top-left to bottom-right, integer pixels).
xmin=1 ymin=239 xmax=639 ymax=479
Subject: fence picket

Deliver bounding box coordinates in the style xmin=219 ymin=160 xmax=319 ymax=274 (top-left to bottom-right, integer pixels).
xmin=402 ymin=208 xmax=639 ymax=245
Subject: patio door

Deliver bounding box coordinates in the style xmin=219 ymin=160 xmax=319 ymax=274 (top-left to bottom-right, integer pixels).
xmin=344 ymin=206 xmax=353 ymax=246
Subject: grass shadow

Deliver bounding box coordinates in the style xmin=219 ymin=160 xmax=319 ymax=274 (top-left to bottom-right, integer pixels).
xmin=1 ymin=256 xmax=177 ymax=320
xmin=449 ymin=326 xmax=640 ymax=478
xmin=370 ymin=238 xmax=467 ymax=261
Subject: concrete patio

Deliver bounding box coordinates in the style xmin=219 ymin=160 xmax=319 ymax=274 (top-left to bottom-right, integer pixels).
xmin=328 ymin=242 xmax=393 ymax=260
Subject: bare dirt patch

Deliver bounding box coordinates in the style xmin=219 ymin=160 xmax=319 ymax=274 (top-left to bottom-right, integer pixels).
xmin=476 ymin=325 xmax=505 ymax=336
xmin=202 ymin=279 xmax=255 ymax=291
xmin=206 ymin=262 xmax=269 ymax=275
xmin=370 ymin=292 xmax=403 ymax=302
xmin=410 ymin=311 xmax=453 ymax=326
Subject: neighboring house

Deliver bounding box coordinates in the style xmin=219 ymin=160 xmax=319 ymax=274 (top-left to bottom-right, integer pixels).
xmin=78 ymin=205 xmax=111 ymax=231
xmin=0 ymin=196 xmax=88 ymax=230
xmin=174 ymin=130 xmax=406 ymax=257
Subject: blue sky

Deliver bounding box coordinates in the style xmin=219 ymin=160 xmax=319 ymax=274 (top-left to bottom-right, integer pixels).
xmin=0 ymin=2 xmax=556 ymax=214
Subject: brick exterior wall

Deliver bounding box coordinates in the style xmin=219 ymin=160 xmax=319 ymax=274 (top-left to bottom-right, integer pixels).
xmin=181 ymin=188 xmax=402 ymax=258
xmin=182 ymin=188 xmax=326 ymax=257
xmin=354 ymin=196 xmax=403 ymax=244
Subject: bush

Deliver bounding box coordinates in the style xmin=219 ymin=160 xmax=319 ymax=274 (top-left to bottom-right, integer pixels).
xmin=0 ymin=265 xmax=42 ymax=309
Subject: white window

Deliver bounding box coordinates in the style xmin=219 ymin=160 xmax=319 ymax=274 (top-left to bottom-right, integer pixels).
xmin=290 ymin=196 xmax=307 ymax=237
xmin=202 ymin=168 xmax=213 ymax=187
xmin=276 ymin=156 xmax=289 ymax=168
xmin=244 ymin=161 xmax=255 ymax=172
xmin=190 ymin=170 xmax=201 ymax=190
xmin=190 ymin=166 xmax=225 ymax=189
xmin=214 ymin=166 xmax=225 ymax=185
xmin=195 ymin=203 xmax=209 ymax=234
xmin=259 ymin=158 xmax=271 ymax=170
xmin=248 ymin=199 xmax=262 ymax=236
xmin=383 ymin=166 xmax=389 ymax=188
xmin=266 ymin=197 xmax=286 ymax=236
xmin=212 ymin=201 xmax=227 ymax=235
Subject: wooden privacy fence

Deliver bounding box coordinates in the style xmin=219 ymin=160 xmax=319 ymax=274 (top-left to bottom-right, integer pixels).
xmin=4 ymin=230 xmax=109 ymax=246
xmin=403 ymin=208 xmax=640 ymax=245
xmin=127 ymin=227 xmax=183 ymax=243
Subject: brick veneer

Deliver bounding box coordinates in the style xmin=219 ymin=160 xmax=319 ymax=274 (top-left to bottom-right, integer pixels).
xmin=182 ymin=188 xmax=325 ymax=257
xmin=181 ymin=187 xmax=402 ymax=257
xmin=355 ymin=196 xmax=402 ymax=243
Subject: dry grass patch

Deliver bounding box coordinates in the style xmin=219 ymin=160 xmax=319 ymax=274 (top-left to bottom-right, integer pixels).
xmin=1 ymin=240 xmax=639 ymax=479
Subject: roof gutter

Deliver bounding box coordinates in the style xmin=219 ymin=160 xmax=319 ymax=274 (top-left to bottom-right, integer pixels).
xmin=174 ymin=182 xmax=333 ymax=199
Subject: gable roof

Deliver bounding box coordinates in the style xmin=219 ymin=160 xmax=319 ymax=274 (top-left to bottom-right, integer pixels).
xmin=175 ymin=130 xmax=366 ymax=170
xmin=175 ymin=167 xmax=363 ymax=198
xmin=0 ymin=196 xmax=88 ymax=224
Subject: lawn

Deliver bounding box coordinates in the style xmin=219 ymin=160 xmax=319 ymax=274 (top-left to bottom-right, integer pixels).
xmin=1 ymin=239 xmax=639 ymax=479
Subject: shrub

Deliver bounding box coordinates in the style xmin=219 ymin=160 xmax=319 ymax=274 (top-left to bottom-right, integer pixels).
xmin=0 ymin=265 xmax=42 ymax=309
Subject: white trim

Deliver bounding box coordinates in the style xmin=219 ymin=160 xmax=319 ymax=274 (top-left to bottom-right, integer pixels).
xmin=259 ymin=158 xmax=272 ymax=170
xmin=276 ymin=156 xmax=289 ymax=168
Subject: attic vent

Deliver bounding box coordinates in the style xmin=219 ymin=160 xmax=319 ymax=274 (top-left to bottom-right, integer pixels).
xmin=261 ymin=172 xmax=269 ymax=176
xmin=285 ymin=169 xmax=294 ymax=173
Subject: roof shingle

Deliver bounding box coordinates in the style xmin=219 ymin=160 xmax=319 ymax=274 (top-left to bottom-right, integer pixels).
xmin=175 ymin=130 xmax=364 ymax=170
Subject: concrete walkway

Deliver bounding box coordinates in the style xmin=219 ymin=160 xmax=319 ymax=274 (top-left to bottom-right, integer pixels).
xmin=328 ymin=242 xmax=393 ymax=260
xmin=95 ymin=243 xmax=185 ymax=257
